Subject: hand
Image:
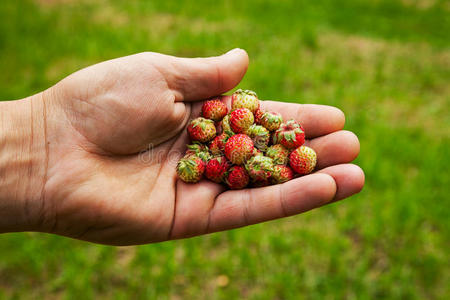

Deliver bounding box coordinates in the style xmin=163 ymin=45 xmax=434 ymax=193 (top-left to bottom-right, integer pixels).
xmin=0 ymin=49 xmax=364 ymax=245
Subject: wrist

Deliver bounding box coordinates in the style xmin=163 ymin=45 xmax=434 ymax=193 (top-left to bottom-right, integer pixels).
xmin=0 ymin=93 xmax=48 ymax=232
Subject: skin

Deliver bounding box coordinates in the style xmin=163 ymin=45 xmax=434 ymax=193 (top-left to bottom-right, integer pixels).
xmin=0 ymin=49 xmax=364 ymax=245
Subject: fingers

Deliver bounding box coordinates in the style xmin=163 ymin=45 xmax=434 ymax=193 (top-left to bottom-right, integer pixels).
xmin=206 ymin=163 xmax=365 ymax=233
xmin=170 ymin=129 xmax=362 ymax=238
xmin=207 ymin=173 xmax=337 ymax=233
xmin=261 ymin=102 xmax=346 ymax=138
xmin=306 ymin=130 xmax=360 ymax=169
xmin=166 ymin=49 xmax=249 ymax=101
xmin=218 ymin=97 xmax=346 ymax=139
xmin=317 ymin=164 xmax=365 ymax=201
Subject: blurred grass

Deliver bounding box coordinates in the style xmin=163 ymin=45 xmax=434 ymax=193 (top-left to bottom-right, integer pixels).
xmin=0 ymin=0 xmax=449 ymax=299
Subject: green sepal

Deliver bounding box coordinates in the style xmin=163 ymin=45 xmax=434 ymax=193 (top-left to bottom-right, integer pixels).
xmin=196 ymin=151 xmax=211 ymax=163
xmin=224 ymin=129 xmax=235 ymax=136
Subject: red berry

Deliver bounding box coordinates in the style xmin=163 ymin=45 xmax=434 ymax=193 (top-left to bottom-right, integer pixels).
xmin=252 ymin=148 xmax=264 ymax=157
xmin=254 ymin=108 xmax=264 ymax=125
xmin=221 ymin=114 xmax=234 ymax=135
xmin=266 ymin=144 xmax=290 ymax=165
xmin=225 ymin=165 xmax=249 ymax=189
xmin=195 ymin=151 xmax=211 ymax=163
xmin=271 ymin=165 xmax=294 ymax=184
xmin=289 ymin=146 xmax=317 ymax=175
xmin=272 ymin=120 xmax=305 ymax=149
xmin=186 ymin=142 xmax=209 ymax=156
xmin=177 ymin=155 xmax=205 ymax=183
xmin=260 ymin=111 xmax=283 ymax=131
xmin=224 ymin=134 xmax=254 ymax=165
xmin=209 ymin=133 xmax=230 ymax=155
xmin=187 ymin=117 xmax=216 ymax=143
xmin=230 ymin=108 xmax=254 ymax=133
xmin=202 ymin=98 xmax=228 ymax=121
xmin=245 ymin=124 xmax=270 ymax=151
xmin=245 ymin=155 xmax=274 ymax=182
xmin=231 ymin=89 xmax=259 ymax=114
xmin=205 ymin=156 xmax=231 ymax=183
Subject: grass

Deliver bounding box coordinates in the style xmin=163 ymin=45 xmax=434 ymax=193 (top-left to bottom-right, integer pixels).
xmin=0 ymin=0 xmax=449 ymax=298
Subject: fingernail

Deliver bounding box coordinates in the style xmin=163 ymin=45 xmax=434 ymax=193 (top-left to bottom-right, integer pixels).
xmin=224 ymin=48 xmax=243 ymax=55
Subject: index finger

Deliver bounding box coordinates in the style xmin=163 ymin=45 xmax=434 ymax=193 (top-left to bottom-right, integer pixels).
xmin=220 ymin=96 xmax=345 ymax=138
xmin=260 ymin=101 xmax=346 ymax=138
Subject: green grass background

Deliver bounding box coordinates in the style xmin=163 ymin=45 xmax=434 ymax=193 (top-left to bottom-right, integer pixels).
xmin=1 ymin=0 xmax=449 ymax=298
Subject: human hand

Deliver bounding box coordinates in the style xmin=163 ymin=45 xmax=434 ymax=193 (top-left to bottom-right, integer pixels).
xmin=0 ymin=49 xmax=364 ymax=245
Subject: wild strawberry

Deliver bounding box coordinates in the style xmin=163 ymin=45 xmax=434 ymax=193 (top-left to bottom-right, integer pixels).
xmin=289 ymin=146 xmax=317 ymax=175
xmin=260 ymin=111 xmax=283 ymax=131
xmin=245 ymin=155 xmax=275 ymax=182
xmin=195 ymin=151 xmax=211 ymax=163
xmin=221 ymin=114 xmax=234 ymax=135
xmin=205 ymin=156 xmax=231 ymax=183
xmin=224 ymin=134 xmax=254 ymax=165
xmin=245 ymin=124 xmax=270 ymax=151
xmin=186 ymin=142 xmax=209 ymax=156
xmin=252 ymin=148 xmax=264 ymax=157
xmin=254 ymin=108 xmax=264 ymax=125
xmin=230 ymin=108 xmax=254 ymax=133
xmin=272 ymin=120 xmax=305 ymax=149
xmin=209 ymin=133 xmax=229 ymax=155
xmin=231 ymin=89 xmax=259 ymax=114
xmin=185 ymin=143 xmax=211 ymax=163
xmin=187 ymin=117 xmax=216 ymax=143
xmin=177 ymin=155 xmax=205 ymax=183
xmin=266 ymin=144 xmax=290 ymax=165
xmin=202 ymin=98 xmax=228 ymax=121
xmin=271 ymin=165 xmax=294 ymax=184
xmin=225 ymin=165 xmax=249 ymax=189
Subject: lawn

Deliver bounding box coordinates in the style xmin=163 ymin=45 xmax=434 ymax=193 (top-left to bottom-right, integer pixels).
xmin=0 ymin=0 xmax=449 ymax=299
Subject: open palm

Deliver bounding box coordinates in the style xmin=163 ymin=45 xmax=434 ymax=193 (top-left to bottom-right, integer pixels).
xmin=40 ymin=49 xmax=364 ymax=245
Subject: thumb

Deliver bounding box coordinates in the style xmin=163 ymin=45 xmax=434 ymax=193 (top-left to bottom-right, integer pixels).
xmin=166 ymin=48 xmax=249 ymax=101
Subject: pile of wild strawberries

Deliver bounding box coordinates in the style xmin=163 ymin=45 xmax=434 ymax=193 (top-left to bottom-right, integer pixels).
xmin=177 ymin=89 xmax=317 ymax=189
